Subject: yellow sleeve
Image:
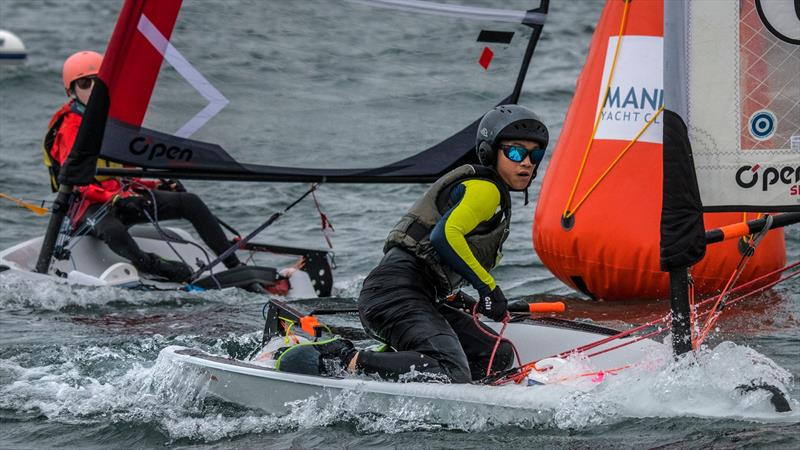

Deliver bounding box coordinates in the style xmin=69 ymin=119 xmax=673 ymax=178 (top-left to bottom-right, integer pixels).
xmin=437 ymin=179 xmax=501 ymax=292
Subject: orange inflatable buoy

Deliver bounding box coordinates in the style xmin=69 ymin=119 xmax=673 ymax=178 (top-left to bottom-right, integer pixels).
xmin=533 ymin=0 xmax=785 ymax=301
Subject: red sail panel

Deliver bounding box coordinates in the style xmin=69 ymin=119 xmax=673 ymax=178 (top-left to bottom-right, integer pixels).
xmin=100 ymin=0 xmax=182 ymax=126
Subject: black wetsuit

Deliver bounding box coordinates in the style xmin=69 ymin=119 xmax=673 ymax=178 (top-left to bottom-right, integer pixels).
xmin=357 ymin=247 xmax=514 ymax=383
xmin=81 ymin=189 xmax=240 ymax=272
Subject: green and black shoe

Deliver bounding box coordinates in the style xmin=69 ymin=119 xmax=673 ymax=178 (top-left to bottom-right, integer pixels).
xmin=275 ymin=338 xmax=357 ymax=376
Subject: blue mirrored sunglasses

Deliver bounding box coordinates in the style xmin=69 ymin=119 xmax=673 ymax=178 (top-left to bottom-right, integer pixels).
xmin=500 ymin=144 xmax=545 ymax=164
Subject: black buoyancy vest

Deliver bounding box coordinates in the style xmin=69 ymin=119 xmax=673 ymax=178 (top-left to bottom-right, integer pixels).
xmin=383 ymin=164 xmax=511 ymax=294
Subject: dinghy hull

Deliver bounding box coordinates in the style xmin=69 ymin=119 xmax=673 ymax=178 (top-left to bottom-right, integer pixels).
xmin=162 ymin=318 xmax=665 ymax=414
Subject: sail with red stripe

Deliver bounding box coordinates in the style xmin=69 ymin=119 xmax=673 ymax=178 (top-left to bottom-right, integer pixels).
xmin=62 ymin=0 xmax=551 ymax=185
xmin=59 ymin=0 xmax=183 ymax=186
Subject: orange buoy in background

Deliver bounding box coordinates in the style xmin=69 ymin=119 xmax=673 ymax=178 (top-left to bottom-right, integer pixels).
xmin=533 ymin=0 xmax=785 ymax=301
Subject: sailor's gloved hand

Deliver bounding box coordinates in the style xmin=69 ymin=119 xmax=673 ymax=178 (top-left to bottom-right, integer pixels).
xmin=158 ymin=179 xmax=186 ymax=192
xmin=477 ymin=286 xmax=508 ymax=322
xmin=113 ymin=194 xmax=151 ymax=221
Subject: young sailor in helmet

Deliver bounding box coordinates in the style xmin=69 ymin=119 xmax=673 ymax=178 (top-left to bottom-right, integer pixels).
xmin=43 ymin=51 xmax=243 ymax=282
xmin=277 ymin=105 xmax=548 ymax=382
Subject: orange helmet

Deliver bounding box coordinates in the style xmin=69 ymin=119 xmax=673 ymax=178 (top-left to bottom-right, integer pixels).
xmin=62 ymin=51 xmax=103 ymax=93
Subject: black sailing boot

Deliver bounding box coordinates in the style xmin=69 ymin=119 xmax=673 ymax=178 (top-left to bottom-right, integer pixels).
xmin=140 ymin=253 xmax=193 ymax=283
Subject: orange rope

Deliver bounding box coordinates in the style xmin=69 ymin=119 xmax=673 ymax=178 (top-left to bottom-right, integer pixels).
xmin=562 ymin=0 xmax=632 ymax=219
xmin=688 ymin=276 xmax=697 ymax=348
xmin=566 ymin=106 xmax=664 ymax=217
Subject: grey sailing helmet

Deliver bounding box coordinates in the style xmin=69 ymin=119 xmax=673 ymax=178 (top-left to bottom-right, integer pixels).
xmin=475 ymin=104 xmax=549 ymax=167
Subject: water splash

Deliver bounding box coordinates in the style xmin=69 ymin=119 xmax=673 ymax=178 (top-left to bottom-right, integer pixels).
xmin=150 ymin=339 xmax=798 ymax=441
xmin=0 ymin=321 xmax=796 ymax=444
xmin=0 ymin=274 xmax=262 ymax=311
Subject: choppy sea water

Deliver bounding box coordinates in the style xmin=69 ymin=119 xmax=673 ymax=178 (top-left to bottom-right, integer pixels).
xmin=1 ymin=0 xmax=798 ymax=448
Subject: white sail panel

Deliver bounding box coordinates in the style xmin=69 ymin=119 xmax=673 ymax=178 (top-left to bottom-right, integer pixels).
xmin=680 ymin=0 xmax=799 ymax=211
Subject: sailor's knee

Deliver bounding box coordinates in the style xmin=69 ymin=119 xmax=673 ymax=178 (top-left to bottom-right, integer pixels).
xmin=179 ymin=192 xmax=203 ymax=209
xmin=94 ymin=217 xmax=126 ymax=241
xmin=492 ymin=340 xmax=515 ymax=372
xmin=446 ymin=366 xmax=472 ymax=384
xmin=425 ymin=334 xmax=471 ymax=383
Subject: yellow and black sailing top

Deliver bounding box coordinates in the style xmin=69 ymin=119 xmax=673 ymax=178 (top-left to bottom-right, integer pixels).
xmin=384 ymin=164 xmax=511 ymax=296
xmin=429 ymin=179 xmax=504 ymax=294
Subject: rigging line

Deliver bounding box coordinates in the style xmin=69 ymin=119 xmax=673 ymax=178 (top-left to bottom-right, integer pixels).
xmin=567 ymin=106 xmax=664 ymax=217
xmin=140 ymin=189 xmax=221 ymax=289
xmin=694 ymin=215 xmax=774 ymax=347
xmin=691 ymin=266 xmax=800 ymax=329
xmin=494 ymin=262 xmax=800 ymax=385
xmin=585 ymin=328 xmax=665 ymax=359
xmin=188 ymin=183 xmax=320 ymax=282
xmin=497 ymin=314 xmax=671 ymax=384
xmin=740 ymin=212 xmax=764 ymax=247
xmin=693 ymin=260 xmax=800 ymax=312
xmin=469 ymin=302 xmax=520 ymax=378
xmin=66 ymin=203 xmax=111 ymax=252
xmin=562 ymin=0 xmax=632 ymax=219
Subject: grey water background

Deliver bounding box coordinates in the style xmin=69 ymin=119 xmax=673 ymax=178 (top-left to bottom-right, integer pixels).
xmin=1 ymin=0 xmax=799 ymax=448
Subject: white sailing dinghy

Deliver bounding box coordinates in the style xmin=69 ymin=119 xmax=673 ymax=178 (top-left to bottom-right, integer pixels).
xmin=164 ymin=297 xmax=665 ymax=415
xmin=164 ymin=0 xmax=799 ymax=416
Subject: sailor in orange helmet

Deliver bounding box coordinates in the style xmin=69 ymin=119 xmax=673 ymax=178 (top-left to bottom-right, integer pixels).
xmin=43 ymin=51 xmax=242 ymax=282
xmin=275 ymin=105 xmax=549 ymax=383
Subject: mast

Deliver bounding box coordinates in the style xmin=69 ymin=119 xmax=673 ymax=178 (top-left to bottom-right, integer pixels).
xmin=36 ymin=80 xmax=112 ymax=273
xmin=510 ymin=0 xmax=549 ymax=104
xmin=668 ymin=268 xmax=692 ymax=354
xmin=662 ymin=1 xmax=704 ymax=355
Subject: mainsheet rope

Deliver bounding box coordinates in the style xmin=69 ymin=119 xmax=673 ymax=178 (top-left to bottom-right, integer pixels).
xmin=470 ymin=302 xmax=520 ymax=377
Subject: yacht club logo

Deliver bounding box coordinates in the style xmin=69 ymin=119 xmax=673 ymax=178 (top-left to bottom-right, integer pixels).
xmin=594 ymin=36 xmax=663 ymax=144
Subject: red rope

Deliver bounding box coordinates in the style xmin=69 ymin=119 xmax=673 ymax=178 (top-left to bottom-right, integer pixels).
xmin=471 ymin=303 xmax=520 ymax=376
xmin=693 ymin=266 xmax=800 ymax=330
xmin=694 ymin=260 xmax=800 ymax=311
xmin=585 ymin=327 xmax=666 ymax=358
xmin=493 ymin=261 xmax=800 ymax=385
xmin=695 ymin=248 xmax=756 ymax=345
xmin=310 ymin=188 xmax=335 ymax=249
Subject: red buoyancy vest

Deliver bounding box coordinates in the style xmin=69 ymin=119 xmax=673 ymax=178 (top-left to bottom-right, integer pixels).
xmin=43 ymin=100 xmax=157 ymax=224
